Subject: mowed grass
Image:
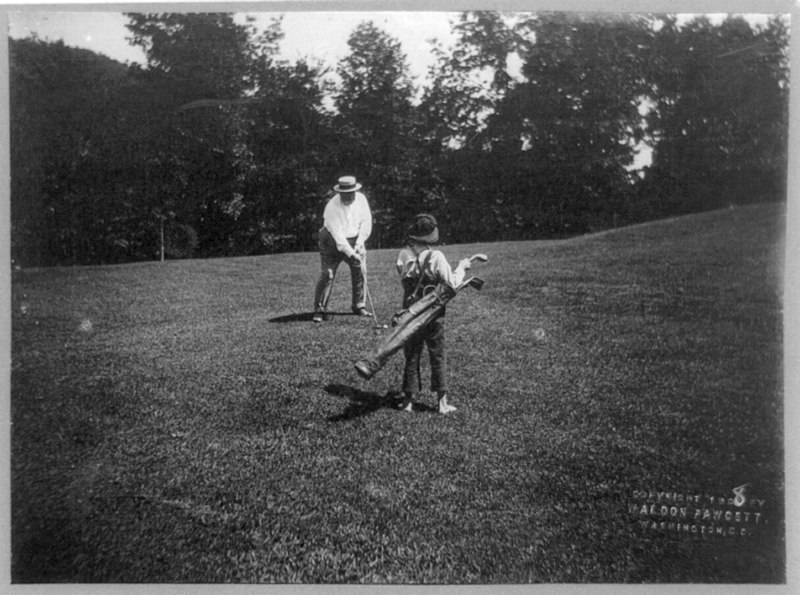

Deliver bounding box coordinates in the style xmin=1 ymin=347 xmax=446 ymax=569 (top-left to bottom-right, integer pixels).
xmin=11 ymin=203 xmax=784 ymax=583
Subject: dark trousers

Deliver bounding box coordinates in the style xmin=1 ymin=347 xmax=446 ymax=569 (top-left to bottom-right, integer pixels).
xmin=402 ymin=314 xmax=446 ymax=395
xmin=313 ymin=227 xmax=365 ymax=312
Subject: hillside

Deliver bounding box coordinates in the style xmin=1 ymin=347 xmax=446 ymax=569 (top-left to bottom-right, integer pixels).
xmin=10 ymin=203 xmax=784 ymax=582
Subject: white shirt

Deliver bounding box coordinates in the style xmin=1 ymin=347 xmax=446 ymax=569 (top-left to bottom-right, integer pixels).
xmin=396 ymin=247 xmax=465 ymax=290
xmin=323 ymin=192 xmax=372 ymax=257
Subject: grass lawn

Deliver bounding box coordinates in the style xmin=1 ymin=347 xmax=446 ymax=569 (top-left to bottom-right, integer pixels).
xmin=10 ymin=203 xmax=784 ymax=583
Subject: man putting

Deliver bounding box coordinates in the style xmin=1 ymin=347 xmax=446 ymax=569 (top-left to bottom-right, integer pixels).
xmin=313 ymin=176 xmax=373 ymax=323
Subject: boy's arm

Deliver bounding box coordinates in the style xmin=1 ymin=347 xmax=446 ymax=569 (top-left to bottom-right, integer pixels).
xmin=430 ymin=251 xmax=471 ymax=288
xmin=396 ymin=247 xmax=414 ymax=277
xmin=453 ymin=258 xmax=472 ymax=286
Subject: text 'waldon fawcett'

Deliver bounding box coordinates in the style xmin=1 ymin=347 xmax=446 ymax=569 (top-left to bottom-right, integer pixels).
xmin=629 ymin=485 xmax=767 ymax=537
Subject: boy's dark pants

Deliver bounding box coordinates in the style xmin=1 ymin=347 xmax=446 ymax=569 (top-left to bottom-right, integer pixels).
xmin=402 ymin=314 xmax=446 ymax=395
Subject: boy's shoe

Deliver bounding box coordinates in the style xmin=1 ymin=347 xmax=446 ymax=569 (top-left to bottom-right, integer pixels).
xmin=438 ymin=394 xmax=457 ymax=414
xmin=312 ymin=311 xmax=324 ymax=323
xmin=393 ymin=393 xmax=413 ymax=411
xmin=353 ymin=307 xmax=371 ymax=317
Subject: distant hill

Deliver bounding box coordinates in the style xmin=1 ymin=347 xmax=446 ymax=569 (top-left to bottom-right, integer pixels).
xmin=10 ymin=35 xmax=131 ymax=82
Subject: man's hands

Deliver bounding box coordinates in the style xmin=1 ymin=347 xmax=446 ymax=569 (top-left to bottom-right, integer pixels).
xmin=348 ymin=243 xmax=366 ymax=267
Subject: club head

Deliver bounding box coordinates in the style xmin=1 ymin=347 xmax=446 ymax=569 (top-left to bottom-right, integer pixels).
xmin=459 ymin=276 xmax=484 ymax=291
xmin=354 ymin=360 xmax=375 ymax=379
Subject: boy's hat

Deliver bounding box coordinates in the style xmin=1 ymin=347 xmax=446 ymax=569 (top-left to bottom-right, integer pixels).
xmin=407 ymin=213 xmax=439 ymax=244
xmin=334 ymin=175 xmax=361 ymax=193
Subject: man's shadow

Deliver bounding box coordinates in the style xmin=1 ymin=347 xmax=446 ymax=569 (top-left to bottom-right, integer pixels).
xmin=325 ymin=384 xmax=436 ymax=421
xmin=269 ymin=312 xmax=360 ymax=323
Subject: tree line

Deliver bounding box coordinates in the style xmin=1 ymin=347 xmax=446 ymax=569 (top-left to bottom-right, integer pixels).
xmin=9 ymin=12 xmax=789 ymax=267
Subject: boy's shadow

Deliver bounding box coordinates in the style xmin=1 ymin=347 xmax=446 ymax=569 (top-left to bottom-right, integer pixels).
xmin=325 ymin=384 xmax=436 ymax=421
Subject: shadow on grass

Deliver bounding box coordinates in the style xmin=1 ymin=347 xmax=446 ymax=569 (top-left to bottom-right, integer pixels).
xmin=325 ymin=384 xmax=437 ymax=421
xmin=269 ymin=312 xmax=361 ymax=323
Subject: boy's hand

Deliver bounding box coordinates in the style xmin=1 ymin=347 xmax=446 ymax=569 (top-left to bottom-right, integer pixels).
xmin=458 ymin=258 xmax=472 ymax=270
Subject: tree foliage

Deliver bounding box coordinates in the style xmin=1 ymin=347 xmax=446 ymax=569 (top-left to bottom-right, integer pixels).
xmin=642 ymin=15 xmax=789 ymax=214
xmin=10 ymin=37 xmax=149 ymax=264
xmin=333 ymin=21 xmax=420 ymax=246
xmin=9 ymin=11 xmax=790 ymax=266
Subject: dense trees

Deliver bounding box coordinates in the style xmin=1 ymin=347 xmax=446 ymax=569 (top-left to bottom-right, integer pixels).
xmin=10 ymin=38 xmax=142 ymax=265
xmin=429 ymin=13 xmax=659 ymax=240
xmin=642 ymin=15 xmax=790 ymax=216
xmin=125 ymin=13 xmax=294 ymax=258
xmin=9 ymin=11 xmax=790 ymax=266
xmin=333 ymin=21 xmax=419 ymax=246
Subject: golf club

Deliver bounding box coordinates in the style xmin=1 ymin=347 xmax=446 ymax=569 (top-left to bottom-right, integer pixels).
xmin=321 ymin=268 xmax=335 ymax=320
xmin=361 ymin=257 xmax=388 ymax=330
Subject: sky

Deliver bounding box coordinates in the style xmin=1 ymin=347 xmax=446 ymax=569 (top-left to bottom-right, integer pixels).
xmin=7 ymin=10 xmax=775 ymax=84
xmin=7 ymin=11 xmax=459 ymax=84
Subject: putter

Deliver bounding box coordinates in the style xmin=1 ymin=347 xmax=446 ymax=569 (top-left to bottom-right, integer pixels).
xmin=361 ymin=258 xmax=388 ymax=330
xmin=322 ymin=269 xmax=335 ymax=320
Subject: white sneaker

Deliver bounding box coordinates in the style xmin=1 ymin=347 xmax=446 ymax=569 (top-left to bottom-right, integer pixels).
xmin=438 ymin=403 xmax=457 ymax=414
xmin=438 ymin=394 xmax=457 ymax=414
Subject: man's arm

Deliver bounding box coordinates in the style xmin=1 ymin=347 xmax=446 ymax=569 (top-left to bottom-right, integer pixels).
xmin=355 ymin=194 xmax=372 ymax=252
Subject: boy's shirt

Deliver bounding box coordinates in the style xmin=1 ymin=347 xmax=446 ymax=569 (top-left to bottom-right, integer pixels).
xmin=396 ymin=247 xmax=465 ymax=290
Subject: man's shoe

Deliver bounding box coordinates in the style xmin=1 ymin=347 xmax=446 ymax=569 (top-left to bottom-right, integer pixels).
xmin=353 ymin=307 xmax=371 ymax=317
xmin=312 ymin=311 xmax=324 ymax=323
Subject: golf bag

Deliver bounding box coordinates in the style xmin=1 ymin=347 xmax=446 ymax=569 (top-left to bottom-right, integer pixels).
xmin=353 ymin=276 xmax=484 ymax=380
